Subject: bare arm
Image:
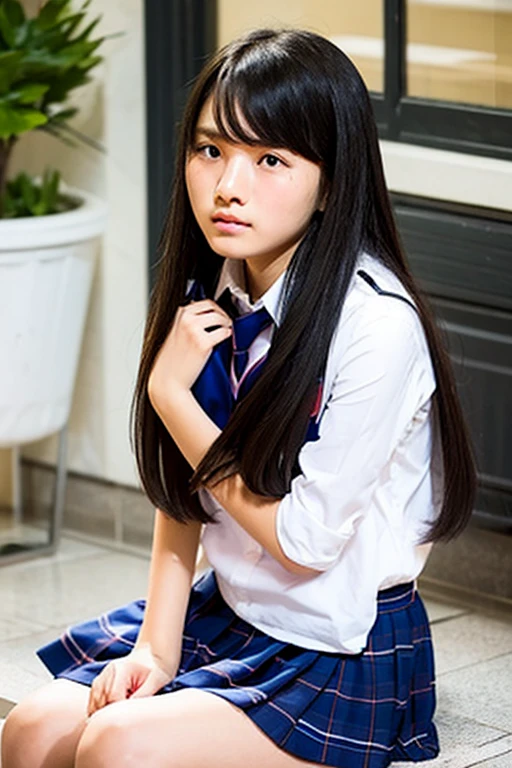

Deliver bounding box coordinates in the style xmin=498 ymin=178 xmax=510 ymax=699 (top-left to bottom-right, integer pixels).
xmin=87 ymin=508 xmax=201 ymax=714
xmin=135 ymin=508 xmax=202 ymax=669
xmin=152 ymin=388 xmax=318 ymax=578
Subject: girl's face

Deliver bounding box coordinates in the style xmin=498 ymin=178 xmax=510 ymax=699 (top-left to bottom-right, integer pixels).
xmin=185 ymin=97 xmax=324 ymax=272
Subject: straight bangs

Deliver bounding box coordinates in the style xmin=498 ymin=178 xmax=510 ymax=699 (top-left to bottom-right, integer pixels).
xmin=185 ymin=38 xmax=336 ymax=172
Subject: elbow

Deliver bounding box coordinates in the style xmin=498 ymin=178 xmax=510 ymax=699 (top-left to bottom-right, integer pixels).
xmin=275 ymin=512 xmax=344 ymax=576
xmin=284 ymin=558 xmax=323 ymax=578
xmin=276 ymin=545 xmax=324 ymax=577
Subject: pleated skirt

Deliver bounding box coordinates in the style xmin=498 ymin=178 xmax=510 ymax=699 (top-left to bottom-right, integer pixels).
xmin=37 ymin=568 xmax=439 ymax=768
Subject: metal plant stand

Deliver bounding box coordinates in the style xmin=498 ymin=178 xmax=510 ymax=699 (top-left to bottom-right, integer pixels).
xmin=0 ymin=425 xmax=69 ymax=566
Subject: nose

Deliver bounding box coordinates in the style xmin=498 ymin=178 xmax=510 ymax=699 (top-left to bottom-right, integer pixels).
xmin=214 ymin=155 xmax=250 ymax=205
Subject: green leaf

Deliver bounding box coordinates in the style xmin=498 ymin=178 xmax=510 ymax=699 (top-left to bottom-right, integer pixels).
xmin=42 ymin=68 xmax=89 ymax=103
xmin=0 ymin=103 xmax=47 ymax=139
xmin=59 ymin=12 xmax=86 ymax=40
xmin=72 ymin=16 xmax=100 ymax=43
xmin=0 ymin=0 xmax=105 ymax=148
xmin=2 ymin=170 xmax=67 ymax=217
xmin=36 ymin=0 xmax=70 ymax=31
xmin=0 ymin=3 xmax=28 ymax=49
xmin=26 ymin=13 xmax=85 ymax=53
xmin=41 ymin=167 xmax=60 ymax=212
xmin=0 ymin=50 xmax=22 ymax=92
xmin=77 ymin=54 xmax=102 ymax=72
xmin=0 ymin=0 xmax=25 ymax=26
xmin=0 ymin=83 xmax=49 ymax=106
xmin=0 ymin=5 xmax=28 ymax=47
xmin=18 ymin=171 xmax=37 ymax=211
xmin=49 ymin=106 xmax=77 ymax=122
xmin=24 ymin=39 xmax=101 ymax=74
xmin=0 ymin=7 xmax=16 ymax=47
xmin=15 ymin=83 xmax=50 ymax=104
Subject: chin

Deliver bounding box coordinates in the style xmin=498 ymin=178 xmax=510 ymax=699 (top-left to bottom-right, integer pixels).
xmin=208 ymin=242 xmax=250 ymax=260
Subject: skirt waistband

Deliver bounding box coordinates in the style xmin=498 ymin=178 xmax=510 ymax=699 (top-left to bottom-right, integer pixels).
xmin=376 ymin=581 xmax=416 ymax=613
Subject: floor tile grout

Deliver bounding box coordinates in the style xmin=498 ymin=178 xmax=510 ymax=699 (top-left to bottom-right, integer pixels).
xmin=465 ymin=746 xmax=512 ymax=768
xmin=477 ymin=729 xmax=512 ymax=744
xmin=437 ymin=649 xmax=512 ymax=678
xmin=429 ymin=610 xmax=473 ymax=625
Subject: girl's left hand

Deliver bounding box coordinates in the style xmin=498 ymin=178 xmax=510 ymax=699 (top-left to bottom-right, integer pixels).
xmin=148 ymin=299 xmax=232 ymax=409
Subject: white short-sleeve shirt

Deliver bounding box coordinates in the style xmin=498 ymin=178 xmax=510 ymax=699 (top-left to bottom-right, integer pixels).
xmin=199 ymin=251 xmax=443 ymax=654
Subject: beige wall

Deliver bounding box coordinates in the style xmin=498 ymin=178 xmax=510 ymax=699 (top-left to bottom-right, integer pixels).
xmin=218 ymin=0 xmax=383 ymax=91
xmin=5 ymin=0 xmax=148 ymax=490
xmin=408 ymin=1 xmax=512 ymax=108
xmin=218 ymin=0 xmax=382 ymax=44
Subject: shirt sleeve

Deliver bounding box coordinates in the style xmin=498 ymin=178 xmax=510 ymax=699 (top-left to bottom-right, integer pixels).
xmin=275 ymin=305 xmax=437 ymax=572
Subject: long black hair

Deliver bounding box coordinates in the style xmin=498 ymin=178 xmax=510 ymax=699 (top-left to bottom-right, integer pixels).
xmin=131 ymin=28 xmax=477 ymax=542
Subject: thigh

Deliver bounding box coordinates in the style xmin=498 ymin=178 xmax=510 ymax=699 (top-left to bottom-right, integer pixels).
xmin=76 ymin=688 xmax=322 ymax=768
xmin=1 ymin=679 xmax=89 ymax=768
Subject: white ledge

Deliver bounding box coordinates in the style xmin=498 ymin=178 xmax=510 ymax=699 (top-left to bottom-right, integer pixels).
xmin=410 ymin=0 xmax=512 ymax=11
xmin=332 ymin=35 xmax=495 ymax=67
xmin=380 ymin=141 xmax=512 ymax=213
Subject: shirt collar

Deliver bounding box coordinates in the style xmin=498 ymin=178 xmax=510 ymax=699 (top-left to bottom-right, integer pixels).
xmin=214 ymin=259 xmax=285 ymax=326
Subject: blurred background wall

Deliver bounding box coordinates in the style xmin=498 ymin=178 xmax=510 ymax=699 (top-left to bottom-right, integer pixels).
xmin=3 ymin=0 xmax=148 ymax=492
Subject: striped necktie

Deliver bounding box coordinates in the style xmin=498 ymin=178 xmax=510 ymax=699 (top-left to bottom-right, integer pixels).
xmin=230 ymin=305 xmax=273 ymax=396
xmin=187 ymin=280 xmax=323 ymax=446
xmin=187 ymin=281 xmax=274 ymax=428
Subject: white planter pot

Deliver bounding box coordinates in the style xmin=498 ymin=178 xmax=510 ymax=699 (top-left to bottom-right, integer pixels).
xmin=0 ymin=189 xmax=107 ymax=446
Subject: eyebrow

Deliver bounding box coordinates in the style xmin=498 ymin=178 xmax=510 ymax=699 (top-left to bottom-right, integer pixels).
xmin=194 ymin=124 xmax=270 ymax=148
xmin=194 ymin=126 xmax=229 ymax=141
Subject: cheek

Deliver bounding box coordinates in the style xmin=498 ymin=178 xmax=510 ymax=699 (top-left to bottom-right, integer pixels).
xmin=185 ymin=161 xmax=205 ymax=210
xmin=270 ymin=179 xmax=321 ymax=229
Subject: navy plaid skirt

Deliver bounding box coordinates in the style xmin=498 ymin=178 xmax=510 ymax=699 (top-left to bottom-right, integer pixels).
xmin=37 ymin=568 xmax=439 ymax=768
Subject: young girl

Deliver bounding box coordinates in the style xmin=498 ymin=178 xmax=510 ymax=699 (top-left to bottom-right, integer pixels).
xmin=2 ymin=28 xmax=477 ymax=768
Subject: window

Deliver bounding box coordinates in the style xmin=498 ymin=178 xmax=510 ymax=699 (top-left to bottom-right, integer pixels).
xmin=375 ymin=0 xmax=512 ymax=159
xmin=217 ymin=1 xmax=384 ymax=92
xmin=407 ymin=0 xmax=512 ymax=109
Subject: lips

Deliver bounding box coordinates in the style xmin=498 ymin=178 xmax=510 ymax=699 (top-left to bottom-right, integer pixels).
xmin=212 ymin=213 xmax=250 ymax=227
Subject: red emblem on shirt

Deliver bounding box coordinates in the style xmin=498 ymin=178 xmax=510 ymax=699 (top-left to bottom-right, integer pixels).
xmin=310 ymin=380 xmax=323 ymax=419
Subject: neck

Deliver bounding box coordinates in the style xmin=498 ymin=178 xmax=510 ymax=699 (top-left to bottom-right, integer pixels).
xmin=244 ymin=249 xmax=292 ymax=301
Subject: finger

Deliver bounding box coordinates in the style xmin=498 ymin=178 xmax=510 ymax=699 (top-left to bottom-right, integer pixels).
xmin=183 ymin=299 xmax=232 ymax=322
xmin=200 ymin=326 xmax=233 ymax=347
xmin=129 ymin=670 xmax=166 ymax=700
xmin=183 ymin=311 xmax=232 ymax=337
xmin=91 ymin=666 xmax=112 ymax=714
xmin=202 ymin=317 xmax=232 ymax=333
xmin=87 ymin=678 xmax=102 ymax=717
xmin=105 ymin=664 xmax=128 ymax=704
xmin=86 ymin=689 xmax=95 ymax=718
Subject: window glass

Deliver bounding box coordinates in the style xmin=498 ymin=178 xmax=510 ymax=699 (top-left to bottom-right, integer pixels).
xmin=407 ymin=0 xmax=512 ymax=109
xmin=217 ymin=0 xmax=383 ymax=93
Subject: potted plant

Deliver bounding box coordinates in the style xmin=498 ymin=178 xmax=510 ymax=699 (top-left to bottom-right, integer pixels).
xmin=0 ymin=0 xmax=107 ymax=559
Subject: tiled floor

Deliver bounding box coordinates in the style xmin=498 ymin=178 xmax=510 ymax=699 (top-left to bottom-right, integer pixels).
xmin=0 ymin=531 xmax=511 ymax=767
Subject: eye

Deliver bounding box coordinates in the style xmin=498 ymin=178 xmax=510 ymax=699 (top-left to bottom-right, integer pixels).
xmin=195 ymin=144 xmax=221 ymax=159
xmin=260 ymin=153 xmax=284 ymax=168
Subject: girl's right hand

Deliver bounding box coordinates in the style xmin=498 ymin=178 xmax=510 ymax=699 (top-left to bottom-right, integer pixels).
xmin=86 ymin=644 xmax=177 ymax=716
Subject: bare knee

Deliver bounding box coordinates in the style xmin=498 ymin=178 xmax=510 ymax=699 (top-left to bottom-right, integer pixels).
xmin=1 ymin=681 xmax=89 ymax=768
xmin=2 ymin=694 xmax=53 ymax=768
xmin=75 ymin=703 xmax=141 ymax=768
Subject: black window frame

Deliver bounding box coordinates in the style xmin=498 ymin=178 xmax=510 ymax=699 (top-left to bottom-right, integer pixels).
xmin=144 ymin=0 xmax=218 ymax=281
xmin=375 ymin=0 xmax=512 ymax=161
